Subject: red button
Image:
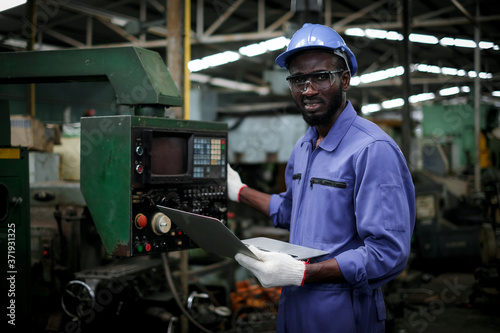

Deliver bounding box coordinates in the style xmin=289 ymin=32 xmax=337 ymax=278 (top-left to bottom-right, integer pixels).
xmin=135 ymin=214 xmax=147 ymax=228
xmin=145 ymin=243 xmax=151 ymax=252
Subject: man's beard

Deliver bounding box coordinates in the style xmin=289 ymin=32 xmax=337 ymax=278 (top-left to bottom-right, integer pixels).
xmin=298 ymin=85 xmax=343 ymax=127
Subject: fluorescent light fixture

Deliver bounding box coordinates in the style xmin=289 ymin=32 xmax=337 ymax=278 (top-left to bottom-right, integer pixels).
xmin=0 ymin=0 xmax=26 ymax=12
xmin=415 ymin=63 xmax=493 ymax=79
xmin=492 ymin=91 xmax=500 ymax=97
xmin=111 ymin=17 xmax=128 ymax=27
xmin=409 ymin=33 xmax=439 ymax=44
xmin=204 ymin=51 xmax=240 ymax=67
xmin=454 ymin=38 xmax=476 ymax=48
xmin=386 ymin=31 xmax=403 ymax=41
xmin=239 ymin=36 xmax=289 ymax=57
xmin=359 ymin=66 xmax=404 ymax=84
xmin=188 ymin=51 xmax=240 ymax=72
xmin=261 ymin=36 xmax=289 ymax=51
xmin=361 ymin=104 xmax=382 ymax=114
xmin=345 ymin=28 xmax=365 ymax=37
xmin=365 ymin=29 xmax=387 ymax=39
xmin=190 ymin=73 xmax=270 ymax=94
xmin=461 ymin=86 xmax=470 ymax=93
xmin=415 ymin=64 xmax=441 ymax=74
xmin=479 ymin=41 xmax=495 ymax=49
xmin=350 ymin=76 xmax=361 ymax=86
xmin=239 ymin=43 xmax=267 ymax=57
xmin=382 ymin=98 xmax=404 ymax=109
xmin=409 ymin=92 xmax=435 ymax=103
xmin=439 ymin=86 xmax=460 ymax=96
xmin=439 ymin=37 xmax=455 ymax=46
xmin=346 ymin=27 xmax=498 ymax=50
xmin=189 ymin=36 xmax=287 ymax=73
xmin=362 ymin=92 xmax=438 ymax=114
xmin=441 ymin=67 xmax=458 ymax=75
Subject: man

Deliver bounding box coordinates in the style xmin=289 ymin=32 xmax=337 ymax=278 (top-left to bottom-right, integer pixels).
xmin=228 ymin=23 xmax=415 ymax=332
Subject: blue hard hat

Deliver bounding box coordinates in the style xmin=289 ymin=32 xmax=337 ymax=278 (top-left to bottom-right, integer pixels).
xmin=276 ymin=23 xmax=358 ymax=75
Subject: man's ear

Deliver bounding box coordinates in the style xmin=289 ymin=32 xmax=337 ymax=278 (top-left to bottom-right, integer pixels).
xmin=342 ymin=70 xmax=351 ymax=92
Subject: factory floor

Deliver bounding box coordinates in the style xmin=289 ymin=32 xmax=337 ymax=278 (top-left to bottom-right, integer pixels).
xmin=390 ymin=270 xmax=500 ymax=333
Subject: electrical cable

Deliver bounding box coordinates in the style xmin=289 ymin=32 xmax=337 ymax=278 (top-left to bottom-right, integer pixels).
xmin=161 ymin=253 xmax=213 ymax=333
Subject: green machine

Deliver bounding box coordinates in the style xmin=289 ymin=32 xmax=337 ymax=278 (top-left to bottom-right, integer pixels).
xmin=80 ymin=116 xmax=228 ymax=257
xmin=0 ymin=102 xmax=31 ymax=332
xmin=0 ymin=46 xmax=228 ymax=257
xmin=0 ymin=47 xmax=228 ymax=331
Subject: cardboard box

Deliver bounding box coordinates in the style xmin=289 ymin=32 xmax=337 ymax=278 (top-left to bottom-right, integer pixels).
xmin=10 ymin=115 xmax=53 ymax=152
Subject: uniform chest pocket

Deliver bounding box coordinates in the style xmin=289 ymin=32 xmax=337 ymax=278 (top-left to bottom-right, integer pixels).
xmin=310 ymin=177 xmax=347 ymax=189
xmin=301 ymin=176 xmax=353 ymax=244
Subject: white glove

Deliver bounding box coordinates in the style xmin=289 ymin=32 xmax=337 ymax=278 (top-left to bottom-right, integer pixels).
xmin=235 ymin=245 xmax=307 ymax=288
xmin=227 ymin=164 xmax=247 ymax=202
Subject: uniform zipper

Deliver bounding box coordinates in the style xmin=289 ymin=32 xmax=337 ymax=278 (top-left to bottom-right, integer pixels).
xmin=310 ymin=177 xmax=347 ymax=189
xmin=293 ymin=173 xmax=302 ymax=183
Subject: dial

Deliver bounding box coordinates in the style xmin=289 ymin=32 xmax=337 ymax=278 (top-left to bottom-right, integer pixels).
xmin=152 ymin=212 xmax=172 ymax=235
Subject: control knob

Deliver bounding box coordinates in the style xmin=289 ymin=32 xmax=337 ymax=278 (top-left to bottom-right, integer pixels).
xmin=152 ymin=212 xmax=172 ymax=235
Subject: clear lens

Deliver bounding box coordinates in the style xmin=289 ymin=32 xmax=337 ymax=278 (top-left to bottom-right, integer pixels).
xmin=286 ymin=69 xmax=344 ymax=92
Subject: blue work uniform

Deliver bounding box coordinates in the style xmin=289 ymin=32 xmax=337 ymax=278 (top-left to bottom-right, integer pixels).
xmin=269 ymin=101 xmax=416 ymax=333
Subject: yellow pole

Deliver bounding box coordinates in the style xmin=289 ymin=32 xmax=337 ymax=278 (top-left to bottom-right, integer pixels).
xmin=183 ymin=0 xmax=191 ymax=119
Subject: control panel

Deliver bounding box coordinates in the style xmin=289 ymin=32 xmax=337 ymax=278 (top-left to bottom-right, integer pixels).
xmin=80 ymin=115 xmax=228 ymax=257
xmin=130 ymin=184 xmax=227 ymax=255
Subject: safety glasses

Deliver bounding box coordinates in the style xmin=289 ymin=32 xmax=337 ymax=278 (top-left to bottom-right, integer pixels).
xmin=286 ymin=69 xmax=345 ymax=93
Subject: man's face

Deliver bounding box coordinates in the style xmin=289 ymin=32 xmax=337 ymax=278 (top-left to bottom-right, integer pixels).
xmin=288 ymin=52 xmax=347 ymax=127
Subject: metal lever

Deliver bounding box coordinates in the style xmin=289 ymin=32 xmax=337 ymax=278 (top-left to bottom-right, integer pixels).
xmin=186 ymin=291 xmax=209 ymax=310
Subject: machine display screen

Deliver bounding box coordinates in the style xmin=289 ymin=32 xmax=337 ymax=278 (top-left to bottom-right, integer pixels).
xmin=151 ymin=136 xmax=188 ymax=175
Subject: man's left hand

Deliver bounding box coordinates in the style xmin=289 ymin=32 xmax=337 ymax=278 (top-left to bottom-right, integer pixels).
xmin=235 ymin=245 xmax=307 ymax=287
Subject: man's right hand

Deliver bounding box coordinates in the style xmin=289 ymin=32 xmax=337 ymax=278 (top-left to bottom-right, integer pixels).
xmin=227 ymin=164 xmax=248 ymax=202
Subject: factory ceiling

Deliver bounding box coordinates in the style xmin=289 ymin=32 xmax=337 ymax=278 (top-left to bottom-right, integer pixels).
xmin=0 ymin=0 xmax=499 ymax=118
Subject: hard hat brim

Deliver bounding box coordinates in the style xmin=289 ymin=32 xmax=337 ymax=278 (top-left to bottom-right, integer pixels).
xmin=275 ymin=45 xmax=336 ymax=69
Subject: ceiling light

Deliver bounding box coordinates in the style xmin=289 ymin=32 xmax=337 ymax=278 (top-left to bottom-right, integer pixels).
xmin=441 ymin=67 xmax=458 ymax=75
xmin=188 ymin=51 xmax=240 ymax=72
xmin=409 ymin=33 xmax=439 ymax=44
xmin=111 ymin=17 xmax=128 ymax=27
xmin=350 ymin=76 xmax=360 ymax=86
xmin=261 ymin=36 xmax=289 ymax=51
xmin=382 ymin=98 xmax=404 ymax=109
xmin=365 ymin=29 xmax=387 ymax=39
xmin=0 ymin=0 xmax=26 ymax=12
xmin=409 ymin=93 xmax=435 ymax=103
xmin=361 ymin=104 xmax=381 ymax=114
xmin=239 ymin=36 xmax=289 ymax=57
xmin=386 ymin=31 xmax=403 ymax=41
xmin=492 ymin=91 xmax=500 ymax=97
xmin=454 ymin=38 xmax=476 ymax=48
xmin=359 ymin=66 xmax=404 ymax=84
xmin=345 ymin=28 xmax=365 ymax=37
xmin=346 ymin=27 xmax=497 ymax=51
xmin=439 ymin=86 xmax=460 ymax=96
xmin=239 ymin=43 xmax=266 ymax=57
xmin=479 ymin=41 xmax=495 ymax=49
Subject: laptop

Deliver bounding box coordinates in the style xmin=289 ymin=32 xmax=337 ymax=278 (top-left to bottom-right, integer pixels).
xmin=156 ymin=205 xmax=328 ymax=261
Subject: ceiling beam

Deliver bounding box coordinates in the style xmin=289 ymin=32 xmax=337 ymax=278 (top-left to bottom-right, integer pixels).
xmin=338 ymin=15 xmax=500 ymax=33
xmin=41 ymin=28 xmax=85 ymax=47
xmin=333 ymin=0 xmax=388 ymax=30
xmin=96 ymin=18 xmax=139 ymax=44
xmin=265 ymin=11 xmax=294 ymax=32
xmin=203 ymin=0 xmax=245 ymax=38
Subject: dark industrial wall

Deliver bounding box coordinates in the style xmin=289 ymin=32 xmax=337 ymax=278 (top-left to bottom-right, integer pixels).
xmin=0 ymin=81 xmax=122 ymax=123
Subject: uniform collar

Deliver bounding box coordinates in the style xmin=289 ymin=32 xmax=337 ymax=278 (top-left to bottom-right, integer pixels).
xmin=301 ymin=100 xmax=357 ymax=152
